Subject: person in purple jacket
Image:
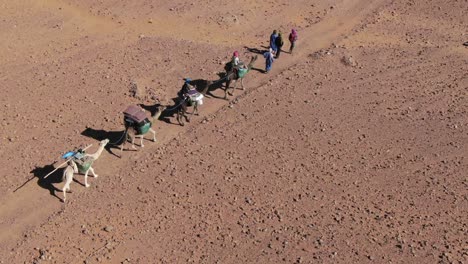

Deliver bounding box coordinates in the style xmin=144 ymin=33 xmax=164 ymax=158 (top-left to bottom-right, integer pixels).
xmin=289 ymin=29 xmax=298 ymax=53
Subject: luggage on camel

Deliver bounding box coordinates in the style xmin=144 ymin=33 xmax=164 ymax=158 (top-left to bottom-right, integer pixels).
xmin=180 ymin=82 xmax=203 ymax=106
xmin=237 ymin=67 xmax=248 ymax=78
xmin=123 ymin=105 xmax=151 ymax=135
xmin=62 ymin=148 xmax=93 ymax=173
xmin=185 ymin=88 xmax=204 ymax=106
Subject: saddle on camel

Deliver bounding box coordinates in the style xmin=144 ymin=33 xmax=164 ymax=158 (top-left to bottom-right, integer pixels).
xmin=228 ymin=51 xmax=248 ymax=79
xmin=181 ymin=80 xmax=204 ymax=106
xmin=62 ymin=148 xmax=92 ymax=173
xmin=123 ymin=105 xmax=152 ymax=135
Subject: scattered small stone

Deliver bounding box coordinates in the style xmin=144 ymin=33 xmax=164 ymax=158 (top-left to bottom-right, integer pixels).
xmin=104 ymin=226 xmax=114 ymax=232
xmin=342 ymin=55 xmax=357 ymax=67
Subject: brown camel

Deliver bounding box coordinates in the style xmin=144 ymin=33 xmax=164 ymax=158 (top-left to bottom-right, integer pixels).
xmin=176 ymin=95 xmax=202 ymax=126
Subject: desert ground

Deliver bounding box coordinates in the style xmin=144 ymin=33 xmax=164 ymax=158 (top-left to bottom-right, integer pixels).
xmin=0 ymin=0 xmax=467 ymax=263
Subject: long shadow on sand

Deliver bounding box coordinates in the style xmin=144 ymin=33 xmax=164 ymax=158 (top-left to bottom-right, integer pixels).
xmin=189 ymin=78 xmax=226 ymax=99
xmin=28 ymin=164 xmax=68 ymax=201
xmin=245 ymin=46 xmax=268 ymax=55
xmin=81 ymin=128 xmax=128 ymax=157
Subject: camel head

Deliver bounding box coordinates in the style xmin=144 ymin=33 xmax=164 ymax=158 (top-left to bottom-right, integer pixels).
xmin=99 ymin=139 xmax=110 ymax=147
xmin=151 ymin=105 xmax=167 ymax=121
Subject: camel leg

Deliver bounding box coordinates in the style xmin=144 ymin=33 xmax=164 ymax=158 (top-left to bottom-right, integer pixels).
xmin=186 ymin=105 xmax=192 ymax=122
xmin=139 ymin=135 xmax=145 ymax=148
xmin=84 ymin=170 xmax=90 ymax=188
xmin=241 ymin=78 xmax=245 ymax=90
xmin=225 ymin=80 xmax=231 ymax=99
xmin=62 ymin=184 xmax=67 ymax=202
xmin=177 ymin=108 xmax=184 ymax=126
xmin=231 ymin=80 xmax=238 ymax=96
xmin=189 ymin=104 xmax=197 ymax=121
xmin=89 ymin=167 xmax=98 ymax=178
xmin=194 ymin=103 xmax=199 ymax=116
xmin=71 ymin=161 xmax=78 ymax=173
xmin=131 ymin=135 xmax=137 ymax=149
xmin=149 ymin=128 xmax=156 ymax=142
xmin=182 ymin=104 xmax=190 ymax=122
xmin=62 ymin=171 xmax=73 ymax=202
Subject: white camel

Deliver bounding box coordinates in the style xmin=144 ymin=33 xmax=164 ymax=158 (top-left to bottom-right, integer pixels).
xmin=61 ymin=138 xmax=109 ymax=202
xmin=61 ymin=160 xmax=78 ymax=202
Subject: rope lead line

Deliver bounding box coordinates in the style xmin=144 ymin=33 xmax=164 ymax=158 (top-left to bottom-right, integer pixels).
xmin=108 ymin=128 xmax=128 ymax=146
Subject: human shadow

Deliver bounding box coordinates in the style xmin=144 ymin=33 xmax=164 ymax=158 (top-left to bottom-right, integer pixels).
xmin=251 ymin=67 xmax=266 ymax=73
xmin=30 ymin=164 xmax=65 ymax=201
xmin=81 ymin=128 xmax=127 ymax=157
xmin=245 ymin=46 xmax=268 ymax=55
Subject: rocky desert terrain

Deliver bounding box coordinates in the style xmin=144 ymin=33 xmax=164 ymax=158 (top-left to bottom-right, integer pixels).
xmin=0 ymin=0 xmax=466 ymax=263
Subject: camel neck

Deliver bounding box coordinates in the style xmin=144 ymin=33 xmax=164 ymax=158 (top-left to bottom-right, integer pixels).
xmin=88 ymin=145 xmax=105 ymax=160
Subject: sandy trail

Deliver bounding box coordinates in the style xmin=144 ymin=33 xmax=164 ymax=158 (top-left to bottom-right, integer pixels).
xmin=0 ymin=0 xmax=388 ymax=251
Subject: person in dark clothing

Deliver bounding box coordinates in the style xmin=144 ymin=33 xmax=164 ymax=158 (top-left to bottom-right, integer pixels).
xmin=270 ymin=30 xmax=278 ymax=54
xmin=275 ymin=32 xmax=284 ymax=58
xmin=289 ymin=29 xmax=298 ymax=53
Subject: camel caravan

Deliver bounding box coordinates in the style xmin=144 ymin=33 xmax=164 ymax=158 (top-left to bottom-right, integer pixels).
xmin=38 ymin=34 xmax=295 ymax=202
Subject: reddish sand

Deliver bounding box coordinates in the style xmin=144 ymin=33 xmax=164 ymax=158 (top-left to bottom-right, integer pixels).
xmin=0 ymin=0 xmax=466 ymax=263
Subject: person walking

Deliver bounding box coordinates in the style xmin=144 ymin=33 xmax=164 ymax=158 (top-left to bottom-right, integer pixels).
xmin=289 ymin=29 xmax=298 ymax=53
xmin=270 ymin=30 xmax=278 ymax=54
xmin=263 ymin=48 xmax=275 ymax=73
xmin=275 ymin=32 xmax=284 ymax=58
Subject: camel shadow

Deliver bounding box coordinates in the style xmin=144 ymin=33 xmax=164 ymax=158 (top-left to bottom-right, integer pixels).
xmin=30 ymin=164 xmax=63 ymax=201
xmin=139 ymin=102 xmax=163 ymax=116
xmin=81 ymin=128 xmax=128 ymax=157
xmin=138 ymin=101 xmax=179 ymax=126
xmin=31 ymin=164 xmax=87 ymax=202
xmin=190 ymin=78 xmax=225 ymax=99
